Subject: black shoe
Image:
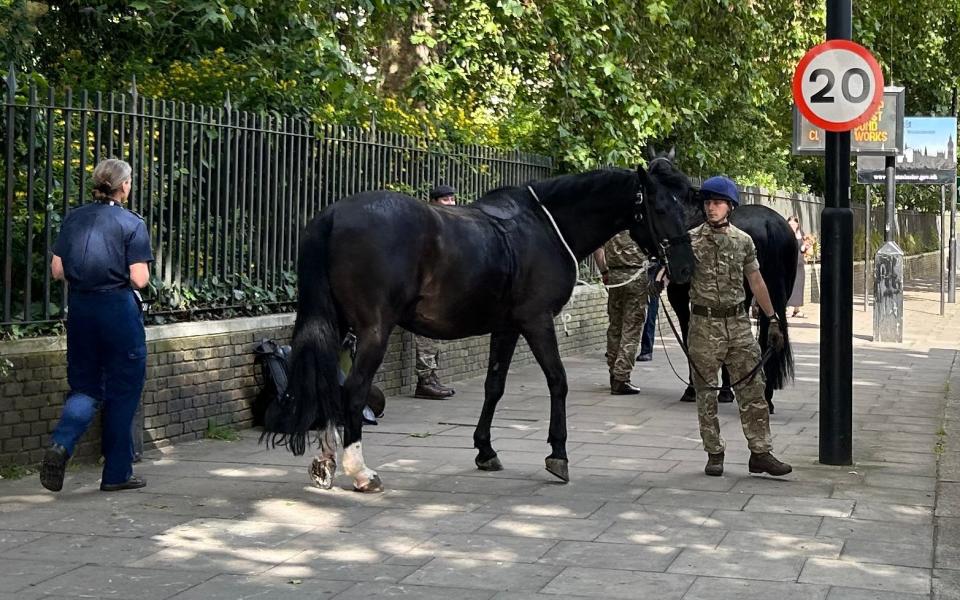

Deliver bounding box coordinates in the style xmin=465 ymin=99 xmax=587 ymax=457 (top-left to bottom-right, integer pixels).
xmin=100 ymin=475 xmax=147 ymax=492
xmin=635 ymin=353 xmax=653 ymax=362
xmin=611 ymin=380 xmax=641 ymax=395
xmin=40 ymin=444 xmax=69 ymax=492
xmin=718 ymin=389 xmax=735 ymax=403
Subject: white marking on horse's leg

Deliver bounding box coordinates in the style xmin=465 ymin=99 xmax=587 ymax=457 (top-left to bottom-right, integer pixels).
xmin=310 ymin=426 xmax=339 ymax=489
xmin=342 ymin=441 xmax=380 ymax=491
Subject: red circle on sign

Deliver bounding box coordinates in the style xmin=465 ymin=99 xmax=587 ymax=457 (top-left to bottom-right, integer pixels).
xmin=792 ymin=39 xmax=884 ymax=132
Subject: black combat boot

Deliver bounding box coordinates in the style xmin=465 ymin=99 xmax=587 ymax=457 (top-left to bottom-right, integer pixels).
xmin=430 ymin=373 xmax=455 ymax=397
xmin=610 ymin=379 xmax=641 ymax=395
xmin=717 ymin=389 xmax=735 ymax=403
xmin=749 ymin=452 xmax=792 ymax=476
xmin=704 ymin=451 xmax=724 ymax=476
xmin=415 ymin=373 xmax=455 ymax=399
xmin=40 ymin=444 xmax=69 ymax=492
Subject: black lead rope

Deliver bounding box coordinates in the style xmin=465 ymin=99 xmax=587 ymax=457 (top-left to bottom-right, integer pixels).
xmin=652 ymin=288 xmax=774 ymax=392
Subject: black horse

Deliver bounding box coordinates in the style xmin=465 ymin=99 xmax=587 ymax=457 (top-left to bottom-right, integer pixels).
xmin=264 ymin=158 xmax=696 ymax=492
xmin=666 ymin=198 xmax=797 ymax=413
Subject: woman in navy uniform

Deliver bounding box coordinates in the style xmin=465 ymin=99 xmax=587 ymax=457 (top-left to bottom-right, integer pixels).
xmin=41 ymin=158 xmax=154 ymax=492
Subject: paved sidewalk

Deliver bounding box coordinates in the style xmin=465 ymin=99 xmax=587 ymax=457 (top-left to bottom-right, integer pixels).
xmin=1 ymin=279 xmax=959 ymax=599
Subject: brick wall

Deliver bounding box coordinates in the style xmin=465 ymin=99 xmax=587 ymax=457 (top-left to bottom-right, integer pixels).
xmin=0 ymin=285 xmax=609 ymax=467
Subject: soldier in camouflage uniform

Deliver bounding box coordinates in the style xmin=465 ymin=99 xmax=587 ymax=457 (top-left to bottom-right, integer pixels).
xmin=593 ymin=231 xmax=649 ymax=395
xmin=413 ymin=185 xmax=457 ymax=400
xmin=687 ymin=176 xmax=791 ymax=477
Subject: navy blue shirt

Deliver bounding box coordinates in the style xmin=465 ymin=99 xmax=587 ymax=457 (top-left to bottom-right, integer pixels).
xmin=53 ymin=202 xmax=154 ymax=291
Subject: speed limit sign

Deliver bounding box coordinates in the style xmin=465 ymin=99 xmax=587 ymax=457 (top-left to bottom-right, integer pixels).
xmin=792 ymin=40 xmax=884 ymax=132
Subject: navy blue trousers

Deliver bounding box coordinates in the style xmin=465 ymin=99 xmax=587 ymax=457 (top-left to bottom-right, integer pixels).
xmin=51 ymin=288 xmax=146 ymax=485
xmin=640 ymin=292 xmax=659 ymax=356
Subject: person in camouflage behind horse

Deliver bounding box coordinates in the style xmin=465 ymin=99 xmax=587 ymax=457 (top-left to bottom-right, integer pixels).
xmin=593 ymin=231 xmax=649 ymax=394
xmin=686 ymin=176 xmax=791 ymax=477
xmin=413 ymin=185 xmax=458 ymax=400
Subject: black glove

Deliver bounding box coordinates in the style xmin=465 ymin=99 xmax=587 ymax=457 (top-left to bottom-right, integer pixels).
xmin=649 ymin=278 xmax=664 ymax=296
xmin=766 ymin=316 xmax=784 ymax=352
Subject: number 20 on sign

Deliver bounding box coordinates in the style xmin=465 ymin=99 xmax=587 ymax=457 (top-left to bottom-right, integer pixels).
xmin=792 ymin=39 xmax=884 ymax=133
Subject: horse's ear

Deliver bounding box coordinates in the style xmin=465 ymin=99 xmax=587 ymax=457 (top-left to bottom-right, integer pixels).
xmin=667 ymin=146 xmax=676 ymax=161
xmin=637 ymin=164 xmax=652 ymax=187
xmin=646 ymin=145 xmax=657 ymax=160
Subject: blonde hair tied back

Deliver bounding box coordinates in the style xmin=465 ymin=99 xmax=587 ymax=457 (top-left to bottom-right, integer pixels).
xmin=91 ymin=158 xmax=132 ymax=201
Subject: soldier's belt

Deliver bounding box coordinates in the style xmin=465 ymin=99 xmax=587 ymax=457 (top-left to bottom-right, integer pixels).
xmin=691 ymin=304 xmax=743 ymax=318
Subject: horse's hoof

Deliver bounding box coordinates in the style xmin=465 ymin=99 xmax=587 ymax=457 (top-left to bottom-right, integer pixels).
xmin=353 ymin=474 xmax=383 ymax=493
xmin=680 ymin=387 xmax=696 ymax=403
xmin=309 ymin=457 xmax=336 ymax=490
xmin=476 ymin=455 xmax=503 ymax=471
xmin=768 ymin=402 xmax=775 ymax=415
xmin=545 ymin=457 xmax=569 ymax=483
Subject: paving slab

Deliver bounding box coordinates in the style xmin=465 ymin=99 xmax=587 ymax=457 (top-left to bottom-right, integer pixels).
xmin=399 ymin=557 xmax=562 ymax=592
xmin=798 ymin=558 xmax=931 ymax=595
xmin=537 ymin=540 xmax=679 ymax=571
xmin=167 ymin=574 xmax=353 ymax=599
xmin=682 ymin=576 xmax=828 ymax=600
xmin=27 ymin=565 xmax=215 ymax=599
xmin=934 ymin=568 xmax=960 ymax=600
xmin=667 ymin=547 xmax=805 ymax=582
xmin=539 ymin=567 xmax=695 ymax=599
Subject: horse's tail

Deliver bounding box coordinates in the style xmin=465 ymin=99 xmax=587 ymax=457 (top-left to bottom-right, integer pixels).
xmin=758 ymin=222 xmax=796 ymax=391
xmin=262 ymin=212 xmax=343 ymax=455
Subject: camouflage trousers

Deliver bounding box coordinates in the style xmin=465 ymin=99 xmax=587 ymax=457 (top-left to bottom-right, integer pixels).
xmin=605 ymin=276 xmax=648 ymax=381
xmin=688 ymin=312 xmax=772 ymax=454
xmin=414 ymin=334 xmax=441 ymax=379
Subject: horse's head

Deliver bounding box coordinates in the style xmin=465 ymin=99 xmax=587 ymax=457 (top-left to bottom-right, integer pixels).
xmin=629 ymin=149 xmax=695 ymax=284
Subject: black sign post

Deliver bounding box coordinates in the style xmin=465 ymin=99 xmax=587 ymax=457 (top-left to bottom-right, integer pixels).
xmin=820 ymin=0 xmax=854 ymax=465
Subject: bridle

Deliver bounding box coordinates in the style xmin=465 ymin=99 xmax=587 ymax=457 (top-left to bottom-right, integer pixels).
xmin=634 ymin=158 xmax=691 ymax=270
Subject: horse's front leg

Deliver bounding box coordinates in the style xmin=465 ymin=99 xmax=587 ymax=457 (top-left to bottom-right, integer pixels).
xmin=309 ymin=426 xmax=339 ymax=489
xmin=341 ymin=331 xmax=390 ymax=493
xmin=667 ymin=283 xmax=696 ymax=403
xmin=521 ymin=316 xmax=570 ymax=483
xmin=474 ymin=328 xmax=520 ymax=471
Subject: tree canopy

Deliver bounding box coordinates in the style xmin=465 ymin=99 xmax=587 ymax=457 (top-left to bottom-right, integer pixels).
xmin=4 ymin=0 xmax=960 ymax=198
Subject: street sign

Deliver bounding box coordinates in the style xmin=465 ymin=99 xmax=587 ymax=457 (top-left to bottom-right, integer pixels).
xmin=856 ymin=116 xmax=958 ymax=184
xmin=792 ymin=39 xmax=884 ymax=132
xmin=792 ymin=87 xmax=904 ymax=156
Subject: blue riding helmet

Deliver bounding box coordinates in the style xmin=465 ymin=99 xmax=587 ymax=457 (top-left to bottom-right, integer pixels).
xmin=701 ymin=176 xmax=740 ymax=208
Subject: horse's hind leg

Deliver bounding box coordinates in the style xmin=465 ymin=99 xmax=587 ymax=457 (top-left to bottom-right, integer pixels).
xmin=474 ymin=328 xmax=520 ymax=472
xmin=309 ymin=426 xmax=340 ymax=489
xmin=341 ymin=330 xmax=390 ymax=493
xmin=521 ymin=316 xmax=570 ymax=483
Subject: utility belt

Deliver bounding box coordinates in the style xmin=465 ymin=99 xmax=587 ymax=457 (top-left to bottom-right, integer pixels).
xmin=691 ymin=303 xmax=743 ymax=318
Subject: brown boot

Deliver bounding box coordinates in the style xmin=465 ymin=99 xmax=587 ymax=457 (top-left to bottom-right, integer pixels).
xmin=430 ymin=373 xmax=455 ymax=397
xmin=749 ymin=452 xmax=792 ymax=476
xmin=610 ymin=379 xmax=640 ymax=395
xmin=704 ymin=451 xmax=724 ymax=476
xmin=415 ymin=374 xmax=454 ymax=399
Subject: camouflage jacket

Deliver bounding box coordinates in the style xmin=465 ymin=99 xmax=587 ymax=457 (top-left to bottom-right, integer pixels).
xmin=689 ymin=222 xmax=760 ymax=308
xmin=603 ymin=231 xmax=649 ymax=284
